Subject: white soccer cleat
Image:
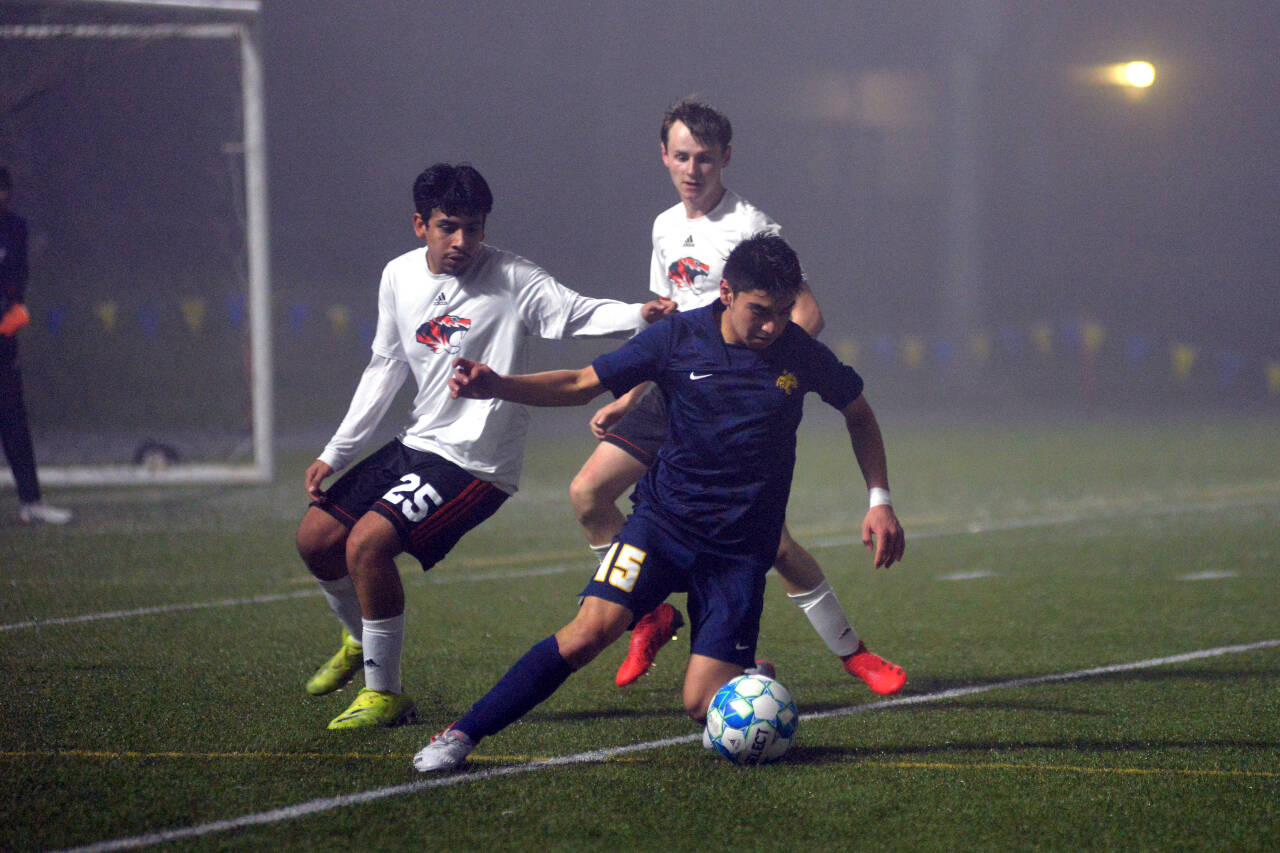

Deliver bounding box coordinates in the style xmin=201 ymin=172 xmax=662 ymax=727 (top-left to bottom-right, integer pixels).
xmin=413 ymin=727 xmax=476 ymax=772
xmin=19 ymin=502 xmax=73 ymax=525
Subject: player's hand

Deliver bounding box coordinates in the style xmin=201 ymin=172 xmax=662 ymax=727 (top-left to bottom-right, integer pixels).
xmin=641 ymin=297 xmax=677 ymax=324
xmin=861 ymin=504 xmax=905 ymax=569
xmin=589 ymin=397 xmax=630 ymax=439
xmin=449 ymin=357 xmax=499 ymax=399
xmin=0 ymin=303 xmax=30 ymax=337
xmin=304 ymin=459 xmax=334 ymax=502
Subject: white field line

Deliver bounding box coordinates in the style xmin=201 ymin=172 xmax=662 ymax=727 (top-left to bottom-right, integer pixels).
xmin=938 ymin=570 xmax=997 ymax=581
xmin=52 ymin=638 xmax=1280 ymax=853
xmin=1179 ymin=571 xmax=1239 ymax=581
xmin=5 ymin=492 xmax=1274 ymax=633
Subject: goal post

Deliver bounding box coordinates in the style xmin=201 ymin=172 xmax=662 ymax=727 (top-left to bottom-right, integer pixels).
xmin=0 ymin=0 xmax=273 ymax=485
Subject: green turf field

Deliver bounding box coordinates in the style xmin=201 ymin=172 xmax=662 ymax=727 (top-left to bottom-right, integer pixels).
xmin=3 ymin=412 xmax=1277 ymax=852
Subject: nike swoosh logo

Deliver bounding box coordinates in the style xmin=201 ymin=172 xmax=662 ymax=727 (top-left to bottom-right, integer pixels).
xmin=689 ymin=372 xmax=713 ymax=380
xmin=734 ymin=642 xmax=750 ymax=651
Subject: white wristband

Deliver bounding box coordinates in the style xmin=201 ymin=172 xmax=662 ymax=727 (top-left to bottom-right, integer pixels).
xmin=869 ymin=487 xmax=892 ymax=508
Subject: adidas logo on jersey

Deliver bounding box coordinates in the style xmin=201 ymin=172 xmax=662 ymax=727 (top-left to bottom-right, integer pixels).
xmin=683 ymin=235 xmax=695 ymax=247
xmin=432 ymin=292 xmax=448 ymax=305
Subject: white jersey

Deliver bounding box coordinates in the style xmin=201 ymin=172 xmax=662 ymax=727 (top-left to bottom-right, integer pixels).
xmin=320 ymin=243 xmax=648 ymax=493
xmin=649 ymin=189 xmax=781 ymax=311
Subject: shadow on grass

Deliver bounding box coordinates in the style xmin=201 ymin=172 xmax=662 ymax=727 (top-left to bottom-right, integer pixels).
xmin=788 ymin=737 xmax=1280 ymax=766
xmin=532 ymin=704 xmax=685 ymax=725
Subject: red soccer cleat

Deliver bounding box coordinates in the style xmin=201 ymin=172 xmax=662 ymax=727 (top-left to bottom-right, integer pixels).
xmin=842 ymin=642 xmax=906 ymax=695
xmin=615 ymin=603 xmax=685 ymax=686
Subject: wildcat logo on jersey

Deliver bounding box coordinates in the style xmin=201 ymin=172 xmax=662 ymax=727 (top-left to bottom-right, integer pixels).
xmin=667 ymin=257 xmax=710 ymax=292
xmin=776 ymin=370 xmax=799 ymax=395
xmin=416 ymin=314 xmax=472 ymax=354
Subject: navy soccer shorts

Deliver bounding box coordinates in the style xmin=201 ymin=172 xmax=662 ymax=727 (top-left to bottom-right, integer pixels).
xmin=600 ymin=385 xmax=667 ymax=465
xmin=580 ymin=510 xmax=769 ymax=668
xmin=314 ymin=439 xmax=508 ymax=570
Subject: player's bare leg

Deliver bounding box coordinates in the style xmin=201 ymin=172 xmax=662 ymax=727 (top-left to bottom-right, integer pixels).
xmin=774 ymin=524 xmax=906 ymax=695
xmin=327 ymin=513 xmax=417 ymax=729
xmin=553 ymin=595 xmax=634 ymax=668
xmin=569 ymin=442 xmax=647 ymax=556
xmin=297 ymin=508 xmax=366 ymax=695
xmin=683 ymin=654 xmax=755 ymax=724
xmin=345 ymin=513 xmax=406 ymax=620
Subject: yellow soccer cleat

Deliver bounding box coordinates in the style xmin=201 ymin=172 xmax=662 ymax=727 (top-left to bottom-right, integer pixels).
xmin=305 ymin=629 xmax=364 ymax=696
xmin=327 ymin=687 xmax=417 ymax=730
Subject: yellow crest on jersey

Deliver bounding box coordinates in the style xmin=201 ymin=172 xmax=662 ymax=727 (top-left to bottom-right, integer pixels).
xmin=776 ymin=370 xmax=798 ymax=395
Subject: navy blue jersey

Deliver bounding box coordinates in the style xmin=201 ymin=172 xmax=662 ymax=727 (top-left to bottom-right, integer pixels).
xmin=592 ymin=302 xmax=863 ymax=557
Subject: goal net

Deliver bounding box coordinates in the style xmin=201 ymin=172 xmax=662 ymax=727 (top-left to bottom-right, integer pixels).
xmin=0 ymin=0 xmax=272 ymax=485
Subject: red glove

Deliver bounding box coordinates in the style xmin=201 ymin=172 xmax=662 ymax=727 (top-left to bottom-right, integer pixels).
xmin=0 ymin=303 xmax=30 ymax=337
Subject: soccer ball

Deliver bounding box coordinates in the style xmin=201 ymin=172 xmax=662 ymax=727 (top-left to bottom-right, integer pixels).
xmin=704 ymin=674 xmax=799 ymax=765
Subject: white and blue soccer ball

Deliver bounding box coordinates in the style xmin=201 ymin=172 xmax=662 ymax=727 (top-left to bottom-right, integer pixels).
xmin=704 ymin=674 xmax=799 ymax=765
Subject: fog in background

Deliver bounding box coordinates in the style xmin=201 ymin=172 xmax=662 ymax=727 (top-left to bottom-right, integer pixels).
xmin=2 ymin=0 xmax=1277 ymax=452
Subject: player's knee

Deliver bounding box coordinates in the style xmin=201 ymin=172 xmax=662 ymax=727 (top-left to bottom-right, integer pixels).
xmin=344 ymin=521 xmax=400 ymax=577
xmin=568 ymin=469 xmax=605 ymax=522
xmin=683 ymin=692 xmax=710 ymax=724
xmin=556 ymin=605 xmax=629 ymax=668
xmin=296 ymin=514 xmax=345 ymax=573
xmin=774 ymin=535 xmax=794 ymax=566
xmin=556 ymin=625 xmax=615 ymax=669
xmin=777 ymin=521 xmax=811 ymax=560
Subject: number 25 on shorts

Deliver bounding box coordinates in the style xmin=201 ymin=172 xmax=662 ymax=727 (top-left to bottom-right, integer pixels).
xmin=594 ymin=543 xmax=646 ymax=593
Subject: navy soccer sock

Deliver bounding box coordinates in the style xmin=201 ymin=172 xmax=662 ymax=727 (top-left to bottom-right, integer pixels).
xmin=455 ymin=635 xmax=574 ymax=740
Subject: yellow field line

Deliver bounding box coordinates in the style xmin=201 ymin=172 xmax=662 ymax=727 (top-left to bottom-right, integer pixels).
xmin=2 ymin=750 xmax=1270 ymax=778
xmin=856 ymin=759 xmax=1278 ymax=779
xmin=0 ymin=749 xmax=635 ymax=764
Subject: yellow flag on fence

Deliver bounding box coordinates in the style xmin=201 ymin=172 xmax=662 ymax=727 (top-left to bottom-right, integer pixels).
xmin=327 ymin=305 xmax=350 ymax=337
xmin=1266 ymin=362 xmax=1280 ymax=396
xmin=968 ymin=332 xmax=991 ymax=366
xmin=95 ymin=301 xmax=118 ymax=333
xmin=1030 ymin=322 xmax=1053 ymax=356
xmin=181 ymin=298 xmax=206 ymax=334
xmin=1171 ymin=343 xmax=1197 ymax=383
xmin=1082 ymin=322 xmax=1105 ymax=358
xmin=902 ymin=335 xmax=925 ymax=370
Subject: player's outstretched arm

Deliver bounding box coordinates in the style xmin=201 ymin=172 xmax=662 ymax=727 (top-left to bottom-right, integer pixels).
xmin=450 ymin=358 xmax=605 ymax=407
xmin=841 ymin=394 xmax=905 ymax=569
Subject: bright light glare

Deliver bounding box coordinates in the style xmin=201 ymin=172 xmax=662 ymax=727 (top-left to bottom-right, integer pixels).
xmin=1122 ymin=61 xmax=1156 ymax=87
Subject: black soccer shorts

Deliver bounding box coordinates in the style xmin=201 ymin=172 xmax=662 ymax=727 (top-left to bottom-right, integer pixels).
xmin=600 ymin=385 xmax=667 ymax=465
xmin=315 ymin=439 xmax=508 ymax=570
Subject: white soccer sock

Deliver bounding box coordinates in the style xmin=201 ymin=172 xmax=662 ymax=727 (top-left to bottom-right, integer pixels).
xmin=317 ymin=576 xmax=363 ymax=644
xmin=787 ymin=580 xmax=861 ymax=657
xmin=361 ymin=614 xmax=405 ymax=694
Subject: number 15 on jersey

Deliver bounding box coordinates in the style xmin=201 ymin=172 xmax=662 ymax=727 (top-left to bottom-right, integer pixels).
xmin=594 ymin=542 xmax=646 ymax=593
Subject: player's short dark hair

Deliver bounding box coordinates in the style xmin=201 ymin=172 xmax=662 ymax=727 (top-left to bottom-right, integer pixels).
xmin=661 ymin=98 xmax=732 ymax=152
xmin=723 ymin=233 xmax=804 ymax=300
xmin=413 ymin=163 xmax=493 ymax=221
